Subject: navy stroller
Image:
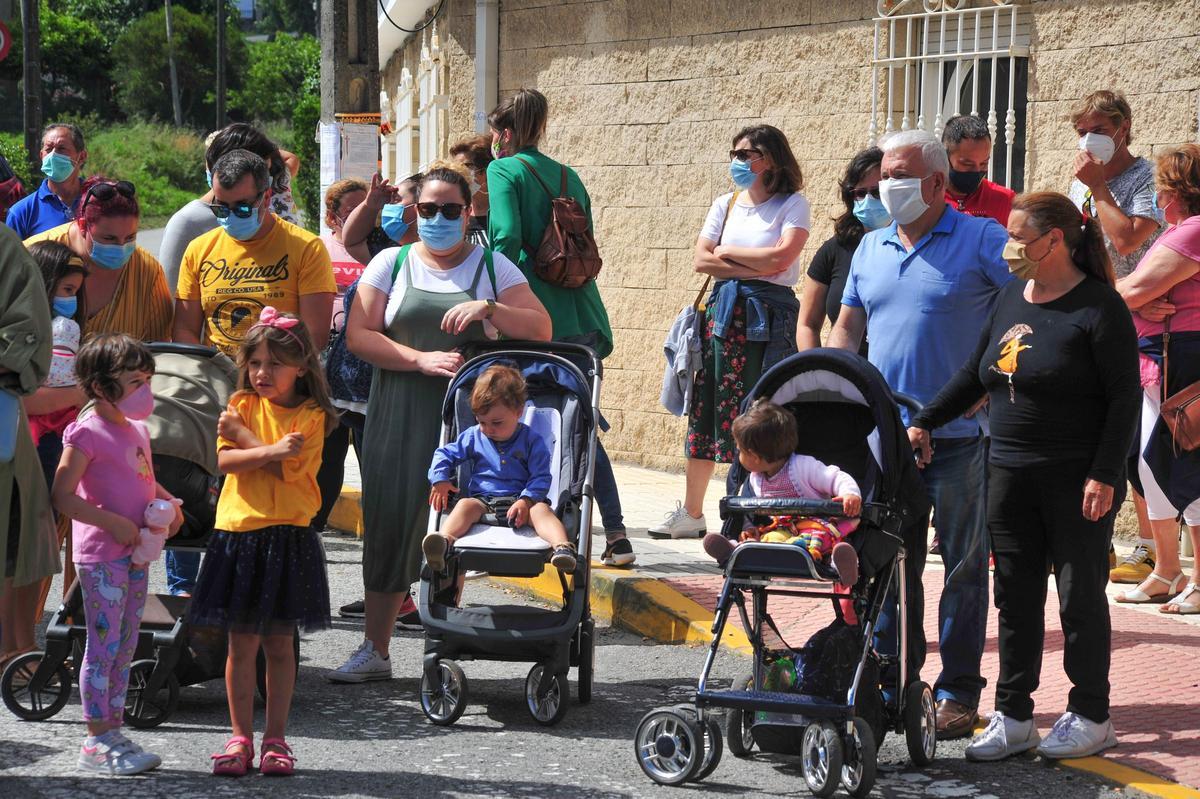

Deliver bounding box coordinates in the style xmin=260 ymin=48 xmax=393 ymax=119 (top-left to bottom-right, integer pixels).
xmin=634 ymin=348 xmax=933 ymax=796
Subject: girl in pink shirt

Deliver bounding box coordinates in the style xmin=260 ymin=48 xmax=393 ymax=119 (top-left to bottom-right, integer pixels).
xmin=52 ymin=334 xmax=182 ymax=776
xmin=703 ymin=400 xmax=862 ymax=586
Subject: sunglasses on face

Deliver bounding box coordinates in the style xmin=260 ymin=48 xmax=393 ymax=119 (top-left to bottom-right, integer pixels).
xmin=81 ymin=180 xmax=136 ymax=213
xmin=208 ymin=191 xmax=265 ymax=220
xmin=849 ymin=186 xmax=881 ymax=201
xmin=415 ymin=202 xmax=466 ymax=220
xmin=729 ymin=148 xmax=763 ymax=163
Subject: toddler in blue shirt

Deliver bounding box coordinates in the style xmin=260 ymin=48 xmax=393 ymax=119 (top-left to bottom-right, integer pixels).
xmin=424 ymin=364 xmax=576 ymax=573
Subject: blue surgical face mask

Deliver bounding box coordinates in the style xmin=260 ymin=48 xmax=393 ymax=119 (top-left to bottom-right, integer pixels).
xmin=417 ymin=212 xmax=465 ymax=251
xmin=218 ymin=207 xmax=262 ymax=241
xmin=90 ymin=240 xmax=136 ymax=270
xmin=729 ymin=158 xmax=757 ymax=189
xmin=41 ymin=152 xmax=76 ymax=183
xmin=205 ymin=169 xmax=213 ymax=188
xmin=52 ymin=295 xmax=78 ymax=318
xmin=852 ymin=196 xmax=892 ymax=231
xmin=381 ymin=203 xmax=410 ymax=242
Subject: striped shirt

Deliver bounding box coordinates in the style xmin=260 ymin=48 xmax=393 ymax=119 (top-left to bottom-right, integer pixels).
xmin=25 ymin=223 xmax=173 ymax=342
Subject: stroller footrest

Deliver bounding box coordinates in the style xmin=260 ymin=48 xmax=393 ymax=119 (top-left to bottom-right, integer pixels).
xmin=698 ymin=688 xmax=848 ymax=718
xmin=456 ymin=548 xmax=547 ymax=577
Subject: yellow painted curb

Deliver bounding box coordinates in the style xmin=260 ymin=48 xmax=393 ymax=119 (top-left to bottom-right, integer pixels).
xmin=493 ymin=564 xmax=752 ymax=655
xmin=329 ymin=488 xmax=363 ymax=537
xmin=1061 ymin=758 xmax=1200 ymax=799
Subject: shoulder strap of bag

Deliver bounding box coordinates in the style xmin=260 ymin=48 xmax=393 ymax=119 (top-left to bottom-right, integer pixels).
xmin=1163 ymin=289 xmax=1173 ymax=402
xmin=390 ymin=243 xmax=414 ymax=284
xmin=691 ymin=192 xmax=741 ymax=311
xmin=514 ymin=156 xmax=557 ymax=200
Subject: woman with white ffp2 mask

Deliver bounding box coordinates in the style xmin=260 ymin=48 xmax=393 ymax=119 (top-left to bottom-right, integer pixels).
xmin=1068 ymin=89 xmax=1162 ymax=281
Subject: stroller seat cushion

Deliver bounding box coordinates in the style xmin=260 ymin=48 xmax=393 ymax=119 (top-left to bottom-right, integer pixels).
xmin=455 ymin=523 xmax=552 ymax=551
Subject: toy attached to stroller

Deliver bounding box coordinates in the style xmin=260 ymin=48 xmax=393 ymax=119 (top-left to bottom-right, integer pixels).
xmin=417 ymin=342 xmax=600 ymax=727
xmin=1 ymin=343 xmax=294 ymax=727
xmin=633 ymin=349 xmax=934 ymax=796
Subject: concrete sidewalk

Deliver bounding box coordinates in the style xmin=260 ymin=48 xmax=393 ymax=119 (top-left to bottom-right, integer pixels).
xmin=333 ymin=459 xmax=1200 ymax=798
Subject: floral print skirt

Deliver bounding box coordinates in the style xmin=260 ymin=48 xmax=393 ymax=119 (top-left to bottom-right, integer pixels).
xmin=686 ymin=301 xmax=765 ymax=463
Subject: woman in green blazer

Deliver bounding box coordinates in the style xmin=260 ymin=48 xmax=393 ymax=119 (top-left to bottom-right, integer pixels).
xmin=485 ymin=88 xmax=634 ymax=567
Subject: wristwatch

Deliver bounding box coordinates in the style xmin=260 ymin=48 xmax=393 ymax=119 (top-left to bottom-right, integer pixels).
xmin=485 ymin=299 xmax=496 ymax=319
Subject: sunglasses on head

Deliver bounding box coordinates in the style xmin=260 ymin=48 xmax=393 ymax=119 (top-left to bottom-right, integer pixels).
xmin=415 ymin=202 xmax=466 ymax=220
xmin=208 ymin=191 xmax=265 ymax=220
xmin=849 ymin=186 xmax=881 ymax=201
xmin=81 ymin=180 xmax=136 ymax=213
xmin=729 ymin=148 xmax=763 ymax=163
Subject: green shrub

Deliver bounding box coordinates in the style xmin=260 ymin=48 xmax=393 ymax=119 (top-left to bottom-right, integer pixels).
xmin=290 ymin=93 xmax=321 ymax=232
xmin=0 ymin=133 xmax=37 ymax=190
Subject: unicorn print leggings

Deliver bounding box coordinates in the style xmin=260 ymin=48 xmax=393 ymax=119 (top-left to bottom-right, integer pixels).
xmin=76 ymin=557 xmax=148 ymax=724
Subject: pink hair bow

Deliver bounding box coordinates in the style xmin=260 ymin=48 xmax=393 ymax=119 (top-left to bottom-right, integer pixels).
xmin=252 ymin=306 xmax=304 ymax=346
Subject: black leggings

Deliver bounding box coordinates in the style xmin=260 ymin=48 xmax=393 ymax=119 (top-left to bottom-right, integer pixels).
xmin=987 ymin=459 xmax=1119 ymax=724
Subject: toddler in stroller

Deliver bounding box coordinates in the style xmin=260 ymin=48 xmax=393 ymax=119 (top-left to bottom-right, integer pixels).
xmin=702 ymin=399 xmax=862 ymax=587
xmin=423 ymin=364 xmax=577 ymax=574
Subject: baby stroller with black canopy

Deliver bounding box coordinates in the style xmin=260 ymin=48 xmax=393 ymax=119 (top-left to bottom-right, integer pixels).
xmin=633 ymin=348 xmax=934 ymax=796
xmin=1 ymin=343 xmax=294 ymax=727
xmin=417 ymin=341 xmax=599 ymax=727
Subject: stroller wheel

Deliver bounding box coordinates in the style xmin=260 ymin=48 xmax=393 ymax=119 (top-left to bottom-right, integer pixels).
xmin=801 ymin=720 xmax=843 ymax=798
xmin=525 ymin=664 xmax=568 ymax=726
xmin=670 ymin=705 xmax=723 ymax=782
xmin=903 ymin=681 xmax=937 ymax=766
xmin=420 ymin=660 xmax=468 ymax=726
xmin=1 ymin=652 xmax=72 ymax=721
xmin=124 ymin=660 xmax=180 ymax=728
xmin=634 ymin=707 xmax=704 ymax=785
xmin=840 ymin=717 xmax=878 ymax=798
xmin=726 ymin=672 xmax=756 ymax=757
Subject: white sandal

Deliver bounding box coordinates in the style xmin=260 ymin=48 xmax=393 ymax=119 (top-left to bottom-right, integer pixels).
xmin=1115 ymin=572 xmax=1185 ymax=604
xmin=1160 ymin=582 xmax=1200 ymax=615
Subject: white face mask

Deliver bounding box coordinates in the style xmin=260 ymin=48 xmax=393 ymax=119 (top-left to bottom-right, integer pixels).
xmin=878 ymin=176 xmax=930 ymax=225
xmin=1079 ymin=132 xmax=1117 ymax=165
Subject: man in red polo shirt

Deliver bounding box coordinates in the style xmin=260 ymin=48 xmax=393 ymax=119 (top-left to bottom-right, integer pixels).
xmin=942 ymin=114 xmax=1015 ymax=226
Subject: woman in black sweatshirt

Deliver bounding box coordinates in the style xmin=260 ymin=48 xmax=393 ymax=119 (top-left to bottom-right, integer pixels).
xmin=908 ymin=192 xmax=1140 ymax=763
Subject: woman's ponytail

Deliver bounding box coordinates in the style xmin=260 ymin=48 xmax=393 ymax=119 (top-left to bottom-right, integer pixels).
xmin=1077 ymin=216 xmax=1116 ymax=286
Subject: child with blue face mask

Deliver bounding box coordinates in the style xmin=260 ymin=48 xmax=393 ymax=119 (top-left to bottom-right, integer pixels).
xmin=25 ymin=242 xmax=87 ymax=478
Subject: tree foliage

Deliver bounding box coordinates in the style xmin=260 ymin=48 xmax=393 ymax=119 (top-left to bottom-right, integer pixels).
xmin=110 ymin=6 xmax=247 ymax=129
xmin=0 ymin=2 xmax=114 ymax=118
xmin=255 ymin=0 xmax=318 ymax=36
xmin=229 ymin=34 xmax=319 ymax=122
xmin=60 ymin=0 xmax=222 ymax=48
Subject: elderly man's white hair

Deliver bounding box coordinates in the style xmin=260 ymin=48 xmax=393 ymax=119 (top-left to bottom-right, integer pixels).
xmin=881 ymin=130 xmax=950 ymax=178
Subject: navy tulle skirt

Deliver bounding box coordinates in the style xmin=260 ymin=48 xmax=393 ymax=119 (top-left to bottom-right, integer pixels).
xmin=188 ymin=524 xmax=331 ymax=636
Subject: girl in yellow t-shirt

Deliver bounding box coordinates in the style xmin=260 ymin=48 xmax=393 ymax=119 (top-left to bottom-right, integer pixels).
xmin=188 ymin=307 xmax=337 ymax=777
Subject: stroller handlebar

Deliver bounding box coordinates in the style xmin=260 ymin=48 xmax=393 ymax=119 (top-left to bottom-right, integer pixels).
xmin=719 ymin=496 xmax=845 ymax=520
xmin=458 ymin=339 xmax=603 ymax=379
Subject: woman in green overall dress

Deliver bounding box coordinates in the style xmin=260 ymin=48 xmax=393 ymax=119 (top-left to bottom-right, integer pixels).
xmin=330 ymin=165 xmax=551 ymax=682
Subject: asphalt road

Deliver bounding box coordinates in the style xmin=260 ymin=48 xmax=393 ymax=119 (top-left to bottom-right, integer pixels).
xmin=0 ymin=531 xmax=1153 ymax=798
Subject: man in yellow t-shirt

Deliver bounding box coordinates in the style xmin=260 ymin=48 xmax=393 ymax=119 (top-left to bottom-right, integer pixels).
xmin=173 ymin=149 xmax=334 ymax=356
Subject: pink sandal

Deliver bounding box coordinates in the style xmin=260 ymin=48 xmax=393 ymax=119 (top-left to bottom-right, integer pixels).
xmin=259 ymin=738 xmax=296 ymax=776
xmin=211 ymin=735 xmax=254 ymax=776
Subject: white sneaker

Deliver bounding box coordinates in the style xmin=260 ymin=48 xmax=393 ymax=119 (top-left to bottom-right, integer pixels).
xmin=965 ymin=712 xmax=1041 ymax=761
xmin=648 ymin=501 xmax=706 ymax=539
xmin=1036 ymin=711 xmax=1117 ymax=759
xmin=78 ymin=732 xmax=161 ymax=775
xmin=328 ymin=640 xmax=392 ymax=683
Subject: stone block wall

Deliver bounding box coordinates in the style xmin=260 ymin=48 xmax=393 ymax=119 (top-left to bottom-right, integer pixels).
xmin=380 ymin=0 xmax=1200 ymax=477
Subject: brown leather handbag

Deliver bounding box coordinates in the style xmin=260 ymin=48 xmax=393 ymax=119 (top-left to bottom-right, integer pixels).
xmin=514 ymin=156 xmax=602 ymax=289
xmin=1159 ymin=300 xmax=1200 ymax=451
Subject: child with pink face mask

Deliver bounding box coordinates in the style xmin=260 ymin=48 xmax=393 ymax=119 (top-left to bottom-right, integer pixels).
xmin=52 ymin=334 xmax=183 ymax=776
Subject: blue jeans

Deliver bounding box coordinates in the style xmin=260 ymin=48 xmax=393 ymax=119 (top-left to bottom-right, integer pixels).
xmin=165 ymin=549 xmax=199 ymax=596
xmin=559 ymin=331 xmax=624 ymax=535
xmin=876 ymin=435 xmax=989 ymax=707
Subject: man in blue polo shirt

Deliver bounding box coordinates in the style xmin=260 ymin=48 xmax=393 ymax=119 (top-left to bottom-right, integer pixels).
xmin=829 ymin=129 xmax=1010 ymax=741
xmin=5 ymin=123 xmax=87 ymax=239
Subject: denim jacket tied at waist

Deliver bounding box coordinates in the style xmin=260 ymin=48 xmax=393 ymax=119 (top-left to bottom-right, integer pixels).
xmin=708 ymin=279 xmax=800 ymax=372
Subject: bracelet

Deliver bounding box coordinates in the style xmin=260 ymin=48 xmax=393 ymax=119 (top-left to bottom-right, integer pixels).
xmin=485 ymin=299 xmax=496 ymax=319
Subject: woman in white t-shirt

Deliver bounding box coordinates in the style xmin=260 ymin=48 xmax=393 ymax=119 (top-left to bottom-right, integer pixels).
xmin=330 ymin=164 xmax=551 ymax=682
xmin=651 ymin=125 xmax=811 ymax=539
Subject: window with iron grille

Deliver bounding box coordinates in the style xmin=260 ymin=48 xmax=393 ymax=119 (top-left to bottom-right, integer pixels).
xmin=871 ymin=0 xmax=1030 ymax=190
